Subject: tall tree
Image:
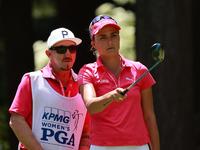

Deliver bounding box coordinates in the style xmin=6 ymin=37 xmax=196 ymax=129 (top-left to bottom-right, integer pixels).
xmin=192 ymin=0 xmax=200 ymax=149
xmin=56 ymin=0 xmax=103 ymax=73
xmin=136 ymin=0 xmax=196 ymax=149
xmin=2 ymin=0 xmax=34 ymax=149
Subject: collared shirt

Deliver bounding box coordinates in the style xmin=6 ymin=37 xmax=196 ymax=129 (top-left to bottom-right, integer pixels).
xmin=9 ymin=63 xmax=90 ymax=149
xmin=78 ymin=54 xmax=155 ymax=146
xmin=9 ymin=62 xmax=79 ymax=128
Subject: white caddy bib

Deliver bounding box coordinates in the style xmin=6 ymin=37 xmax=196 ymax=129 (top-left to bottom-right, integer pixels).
xmin=29 ymin=71 xmax=86 ymax=150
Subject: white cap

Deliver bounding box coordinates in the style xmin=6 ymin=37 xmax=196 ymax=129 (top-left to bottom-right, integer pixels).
xmin=47 ymin=28 xmax=82 ymax=49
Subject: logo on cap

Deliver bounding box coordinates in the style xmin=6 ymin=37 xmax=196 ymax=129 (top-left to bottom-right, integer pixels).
xmin=62 ymin=31 xmax=68 ymax=38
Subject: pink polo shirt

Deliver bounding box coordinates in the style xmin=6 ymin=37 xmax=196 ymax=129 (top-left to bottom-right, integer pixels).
xmin=78 ymin=54 xmax=155 ymax=146
xmin=9 ymin=62 xmax=90 ymax=149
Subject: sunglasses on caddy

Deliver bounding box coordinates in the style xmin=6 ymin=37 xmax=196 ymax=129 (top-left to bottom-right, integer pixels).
xmin=49 ymin=45 xmax=77 ymax=54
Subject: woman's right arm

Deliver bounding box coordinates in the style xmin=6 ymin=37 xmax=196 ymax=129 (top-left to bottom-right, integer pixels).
xmin=79 ymin=83 xmax=126 ymax=114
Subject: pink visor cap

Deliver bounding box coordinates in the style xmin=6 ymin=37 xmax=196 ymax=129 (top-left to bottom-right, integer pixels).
xmin=90 ymin=19 xmax=121 ymax=40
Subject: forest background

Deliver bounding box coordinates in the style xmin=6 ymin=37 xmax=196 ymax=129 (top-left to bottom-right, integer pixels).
xmin=0 ymin=0 xmax=199 ymax=150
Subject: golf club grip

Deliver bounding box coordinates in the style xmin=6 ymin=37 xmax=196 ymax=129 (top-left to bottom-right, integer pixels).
xmin=121 ymin=89 xmax=129 ymax=95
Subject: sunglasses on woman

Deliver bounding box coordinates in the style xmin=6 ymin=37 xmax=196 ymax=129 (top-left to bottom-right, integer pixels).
xmin=89 ymin=15 xmax=117 ymax=28
xmin=49 ymin=45 xmax=77 ymax=54
xmin=89 ymin=15 xmax=118 ymax=39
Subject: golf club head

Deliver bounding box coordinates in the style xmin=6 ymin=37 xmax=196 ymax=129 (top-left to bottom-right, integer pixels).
xmin=149 ymin=43 xmax=165 ymax=62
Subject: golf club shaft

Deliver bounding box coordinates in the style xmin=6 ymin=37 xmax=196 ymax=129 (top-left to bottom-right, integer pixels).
xmin=121 ymin=61 xmax=160 ymax=95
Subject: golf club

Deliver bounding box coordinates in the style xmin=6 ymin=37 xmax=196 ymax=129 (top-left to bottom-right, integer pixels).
xmin=121 ymin=43 xmax=165 ymax=95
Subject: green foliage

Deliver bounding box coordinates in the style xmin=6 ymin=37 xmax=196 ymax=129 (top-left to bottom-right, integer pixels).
xmin=0 ymin=107 xmax=10 ymax=150
xmin=95 ymin=2 xmax=136 ymax=61
xmin=113 ymin=0 xmax=136 ymax=5
xmin=32 ymin=1 xmax=136 ymax=71
xmin=32 ymin=0 xmax=57 ymax=19
xmin=32 ymin=0 xmax=56 ymax=70
xmin=33 ymin=40 xmax=49 ymax=71
xmin=0 ymin=34 xmax=9 ymax=150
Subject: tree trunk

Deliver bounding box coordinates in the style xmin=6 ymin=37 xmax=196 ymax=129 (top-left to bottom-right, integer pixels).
xmin=56 ymin=0 xmax=101 ymax=73
xmin=192 ymin=0 xmax=200 ymax=149
xmin=2 ymin=0 xmax=34 ymax=149
xmin=136 ymin=0 xmax=195 ymax=149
